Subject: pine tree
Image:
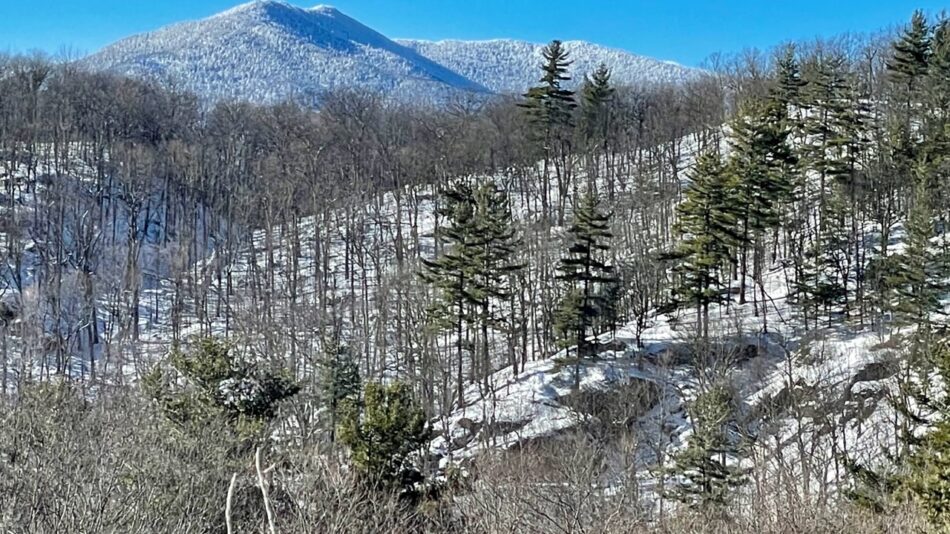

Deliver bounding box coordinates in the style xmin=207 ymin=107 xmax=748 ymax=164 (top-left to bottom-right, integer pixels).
xmin=923 ymin=18 xmax=950 ymax=221
xmin=670 ymin=151 xmax=742 ymax=343
xmin=142 ymin=337 xmax=300 ymax=449
xmin=521 ymin=40 xmax=577 ymax=224
xmin=320 ymin=338 xmax=361 ymax=443
xmin=887 ymin=179 xmax=943 ymax=329
xmin=667 ymin=384 xmax=747 ymax=513
xmin=928 ymin=18 xmax=950 ymax=115
xmin=467 ymin=181 xmax=524 ymax=385
xmin=795 ymin=53 xmax=870 ymax=323
xmin=897 ymin=337 xmax=950 ymax=530
xmin=421 ymin=181 xmax=479 ymax=408
xmin=579 ymin=63 xmax=614 ymax=146
xmin=338 ymin=382 xmax=431 ymax=495
xmin=521 ymin=40 xmax=577 ymax=133
xmin=729 ymin=96 xmax=798 ymax=325
xmin=771 ymin=44 xmax=807 ymax=117
xmin=888 ymin=10 xmax=933 ymax=94
xmin=556 ymin=191 xmax=615 ymax=389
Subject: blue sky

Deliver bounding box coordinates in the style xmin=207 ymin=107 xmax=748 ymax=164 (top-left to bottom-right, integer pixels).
xmin=1 ymin=0 xmax=942 ymax=66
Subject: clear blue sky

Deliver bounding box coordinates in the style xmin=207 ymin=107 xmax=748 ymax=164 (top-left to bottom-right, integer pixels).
xmin=1 ymin=0 xmax=943 ymax=66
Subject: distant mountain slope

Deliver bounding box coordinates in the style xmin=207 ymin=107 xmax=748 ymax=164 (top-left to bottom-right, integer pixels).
xmin=83 ymin=1 xmax=490 ymax=104
xmin=397 ymin=38 xmax=701 ymax=94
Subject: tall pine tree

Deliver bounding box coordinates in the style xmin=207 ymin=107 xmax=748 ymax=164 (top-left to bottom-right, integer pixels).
xmin=556 ymin=191 xmax=614 ymax=389
xmin=670 ymin=151 xmax=742 ymax=343
xmin=521 ymin=40 xmax=577 ymax=225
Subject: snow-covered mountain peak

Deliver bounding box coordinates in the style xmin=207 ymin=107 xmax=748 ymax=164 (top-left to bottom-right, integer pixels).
xmin=83 ymin=2 xmax=701 ymax=105
xmin=83 ymin=2 xmax=490 ymax=104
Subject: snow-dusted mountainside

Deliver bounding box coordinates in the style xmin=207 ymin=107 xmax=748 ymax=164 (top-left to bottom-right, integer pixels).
xmin=82 ymin=1 xmax=701 ymax=105
xmin=82 ymin=1 xmax=490 ymax=104
xmin=397 ymin=39 xmax=701 ymax=94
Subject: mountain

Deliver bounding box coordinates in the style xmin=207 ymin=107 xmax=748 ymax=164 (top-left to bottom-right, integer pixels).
xmin=83 ymin=1 xmax=702 ymax=105
xmin=83 ymin=1 xmax=490 ymax=104
xmin=397 ymin=39 xmax=700 ymax=94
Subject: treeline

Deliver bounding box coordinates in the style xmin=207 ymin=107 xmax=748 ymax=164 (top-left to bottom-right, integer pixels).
xmin=0 ymin=44 xmax=720 ymax=399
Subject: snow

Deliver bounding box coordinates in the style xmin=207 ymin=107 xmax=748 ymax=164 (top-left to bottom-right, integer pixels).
xmin=82 ymin=0 xmax=490 ymax=105
xmin=80 ymin=1 xmax=701 ymax=106
xmin=398 ymin=38 xmax=702 ymax=95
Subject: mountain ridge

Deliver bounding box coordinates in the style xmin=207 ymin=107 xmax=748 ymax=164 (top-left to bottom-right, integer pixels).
xmin=398 ymin=38 xmax=700 ymax=94
xmin=83 ymin=1 xmax=701 ymax=105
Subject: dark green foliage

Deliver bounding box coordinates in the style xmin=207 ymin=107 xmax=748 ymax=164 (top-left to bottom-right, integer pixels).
xmin=556 ymin=192 xmax=615 ymax=386
xmin=521 ymin=40 xmax=577 ymax=134
xmin=468 ymin=181 xmax=524 ymax=370
xmin=730 ymin=96 xmax=798 ymax=233
xmin=554 ymin=287 xmax=586 ymax=350
xmin=771 ymin=44 xmax=806 ymax=113
xmin=143 ymin=337 xmax=300 ymax=446
xmin=422 ymin=180 xmax=522 ymax=400
xmin=422 ymin=180 xmax=480 ymax=405
xmin=670 ymin=151 xmax=742 ymax=341
xmin=579 ymin=63 xmax=615 ymax=150
xmin=887 ymin=180 xmax=944 ymax=328
xmin=320 ymin=338 xmax=361 ymax=443
xmin=338 ymin=382 xmax=431 ymax=494
xmin=898 ymin=338 xmax=950 ymax=529
xmin=667 ymin=384 xmax=747 ymax=512
xmin=888 ymin=10 xmax=933 ymax=92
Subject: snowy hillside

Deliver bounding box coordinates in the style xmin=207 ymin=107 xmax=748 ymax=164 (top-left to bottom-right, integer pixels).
xmin=81 ymin=1 xmax=701 ymax=105
xmin=397 ymin=38 xmax=701 ymax=94
xmin=82 ymin=1 xmax=490 ymax=104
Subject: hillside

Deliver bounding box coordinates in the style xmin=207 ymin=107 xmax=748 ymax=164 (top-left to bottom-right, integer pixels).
xmin=83 ymin=1 xmax=490 ymax=104
xmin=82 ymin=1 xmax=700 ymax=105
xmin=398 ymin=38 xmax=700 ymax=94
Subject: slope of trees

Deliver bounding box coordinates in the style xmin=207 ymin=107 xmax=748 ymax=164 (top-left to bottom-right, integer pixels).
xmin=5 ymin=8 xmax=950 ymax=532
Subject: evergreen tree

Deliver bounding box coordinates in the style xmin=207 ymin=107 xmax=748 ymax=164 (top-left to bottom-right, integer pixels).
xmin=888 ymin=10 xmax=933 ymax=95
xmin=421 ymin=181 xmax=479 ymax=408
xmin=467 ymin=181 xmax=524 ymax=386
xmin=143 ymin=337 xmax=300 ymax=449
xmin=578 ymin=63 xmax=615 ymax=167
xmin=771 ymin=44 xmax=807 ymax=118
xmin=667 ymin=384 xmax=747 ymax=513
xmin=897 ymin=337 xmax=950 ymax=530
xmin=521 ymin=39 xmax=577 ymax=134
xmin=338 ymin=382 xmax=431 ymax=495
xmin=555 ymin=192 xmax=614 ymax=389
xmin=671 ymin=151 xmax=742 ymax=343
xmin=796 ymin=53 xmax=870 ymax=323
xmin=928 ymin=18 xmax=950 ymax=115
xmin=729 ymin=96 xmax=798 ymax=324
xmin=886 ymin=179 xmax=944 ymax=329
xmin=320 ymin=338 xmax=361 ymax=443
xmin=521 ymin=40 xmax=577 ymax=224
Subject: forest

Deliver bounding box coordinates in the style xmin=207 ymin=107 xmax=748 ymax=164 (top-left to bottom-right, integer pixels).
xmin=1 ymin=9 xmax=950 ymax=534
